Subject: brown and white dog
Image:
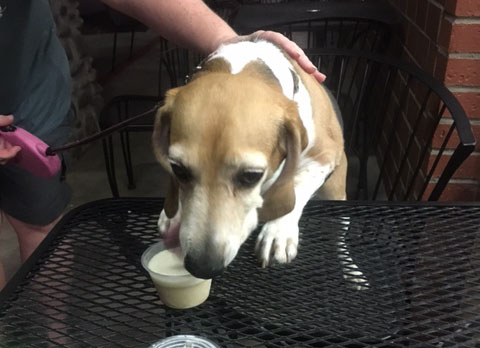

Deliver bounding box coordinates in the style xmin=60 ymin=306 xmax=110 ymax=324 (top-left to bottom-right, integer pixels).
xmin=152 ymin=39 xmax=347 ymax=279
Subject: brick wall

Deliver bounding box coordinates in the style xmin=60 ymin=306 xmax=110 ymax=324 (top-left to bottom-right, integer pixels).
xmin=387 ymin=0 xmax=479 ymax=201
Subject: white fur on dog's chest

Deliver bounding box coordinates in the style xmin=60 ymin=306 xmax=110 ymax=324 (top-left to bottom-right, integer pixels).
xmin=208 ymin=41 xmax=315 ymax=152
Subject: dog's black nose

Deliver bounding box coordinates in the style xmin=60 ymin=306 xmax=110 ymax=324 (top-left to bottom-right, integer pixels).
xmin=184 ymin=253 xmax=225 ymax=279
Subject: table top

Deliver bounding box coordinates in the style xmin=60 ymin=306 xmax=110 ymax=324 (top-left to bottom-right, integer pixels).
xmin=232 ymin=0 xmax=401 ymax=34
xmin=1 ymin=198 xmax=479 ymax=347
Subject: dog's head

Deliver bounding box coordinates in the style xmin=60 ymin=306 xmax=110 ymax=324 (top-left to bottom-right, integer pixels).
xmin=153 ymin=59 xmax=307 ymax=279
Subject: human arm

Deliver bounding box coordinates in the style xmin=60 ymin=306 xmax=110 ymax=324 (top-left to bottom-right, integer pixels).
xmin=100 ymin=0 xmax=325 ymax=83
xmin=101 ymin=0 xmax=236 ymax=55
xmin=0 ymin=115 xmax=21 ymax=165
xmin=235 ymin=30 xmax=326 ymax=83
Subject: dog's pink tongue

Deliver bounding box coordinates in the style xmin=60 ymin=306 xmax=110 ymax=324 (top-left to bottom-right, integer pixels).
xmin=163 ymin=221 xmax=181 ymax=249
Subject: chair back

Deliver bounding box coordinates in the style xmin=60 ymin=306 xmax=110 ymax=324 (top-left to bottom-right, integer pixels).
xmin=307 ymin=49 xmax=475 ymax=200
xmin=263 ymin=17 xmax=393 ymax=53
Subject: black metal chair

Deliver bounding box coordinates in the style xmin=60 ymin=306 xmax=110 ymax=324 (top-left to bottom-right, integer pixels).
xmin=100 ymin=41 xmax=202 ymax=197
xmin=306 ymin=49 xmax=475 ymax=200
xmin=101 ymin=12 xmax=397 ymax=197
xmin=101 ymin=48 xmax=475 ymax=201
xmin=100 ymin=95 xmax=160 ymax=197
xmin=80 ymin=6 xmax=148 ymax=73
xmin=232 ymin=0 xmax=400 ymax=52
xmin=261 ymin=17 xmax=394 ymax=53
xmin=100 ymin=9 xmax=474 ymax=201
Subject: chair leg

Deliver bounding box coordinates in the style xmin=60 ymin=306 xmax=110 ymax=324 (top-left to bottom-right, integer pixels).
xmin=129 ymin=30 xmax=135 ymax=58
xmin=357 ymin=130 xmax=370 ymax=200
xmin=103 ymin=137 xmax=120 ymax=198
xmin=111 ymin=31 xmax=118 ymax=71
xmin=120 ymin=131 xmax=136 ymax=190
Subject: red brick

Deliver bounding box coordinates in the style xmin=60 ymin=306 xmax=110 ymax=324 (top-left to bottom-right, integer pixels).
xmin=445 ymin=58 xmax=480 ymax=86
xmin=405 ymin=139 xmax=426 ymax=176
xmin=416 ymin=0 xmax=429 ymax=31
xmin=447 ymin=23 xmax=480 ymax=53
xmin=396 ymin=115 xmax=412 ymax=147
xmin=428 ymin=152 xmax=480 ymax=178
xmin=426 ymin=44 xmax=441 ymax=76
xmin=426 ymin=3 xmax=443 ymax=41
xmin=434 ymin=52 xmax=448 ymax=80
xmin=407 ymin=0 xmax=418 ymax=19
xmin=405 ymin=24 xmax=419 ymax=51
xmin=446 ymin=0 xmax=480 ymax=16
xmin=452 ymin=92 xmax=480 ymax=119
xmin=388 ymin=0 xmax=406 ymax=14
xmin=422 ymin=181 xmax=479 ymax=200
xmin=409 ymin=169 xmax=428 ymax=200
xmin=383 ymin=157 xmax=398 ymax=196
xmin=405 ymin=89 xmax=418 ymax=121
xmin=444 ymin=0 xmax=457 ymax=14
xmin=432 ymin=122 xmax=480 ymax=151
xmin=418 ymin=38 xmax=435 ymax=71
xmin=391 ymin=133 xmax=406 ymax=164
xmin=406 ymin=26 xmax=430 ymax=70
xmin=398 ymin=0 xmax=408 ymax=14
xmin=439 ymin=17 xmax=453 ymax=51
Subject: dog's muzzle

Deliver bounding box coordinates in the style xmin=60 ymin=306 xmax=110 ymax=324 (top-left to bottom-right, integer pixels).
xmin=184 ymin=250 xmax=225 ymax=279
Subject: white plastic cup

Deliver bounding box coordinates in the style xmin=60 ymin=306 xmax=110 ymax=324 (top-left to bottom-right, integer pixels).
xmin=149 ymin=335 xmax=219 ymax=348
xmin=141 ymin=241 xmax=212 ymax=309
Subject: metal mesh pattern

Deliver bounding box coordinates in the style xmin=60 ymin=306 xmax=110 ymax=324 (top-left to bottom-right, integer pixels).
xmin=1 ymin=198 xmax=479 ymax=347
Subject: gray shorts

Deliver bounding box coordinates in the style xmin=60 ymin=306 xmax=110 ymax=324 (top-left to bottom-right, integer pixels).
xmin=0 ymin=163 xmax=71 ymax=226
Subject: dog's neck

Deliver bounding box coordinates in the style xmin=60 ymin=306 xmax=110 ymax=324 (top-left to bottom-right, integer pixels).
xmin=206 ymin=40 xmax=299 ymax=100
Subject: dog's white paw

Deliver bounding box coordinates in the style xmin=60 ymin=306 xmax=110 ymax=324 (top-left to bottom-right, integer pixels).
xmin=255 ymin=219 xmax=299 ymax=268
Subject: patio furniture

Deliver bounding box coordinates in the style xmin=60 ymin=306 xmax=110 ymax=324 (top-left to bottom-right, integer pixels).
xmin=232 ymin=0 xmax=400 ymax=52
xmin=100 ymin=95 xmax=160 ymax=197
xmin=304 ymin=49 xmax=475 ymax=200
xmin=98 ymin=0 xmax=475 ymax=201
xmin=99 ymin=46 xmax=475 ymax=201
xmin=1 ymin=198 xmax=479 ymax=347
xmin=99 ymin=1 xmax=400 ymax=198
xmin=99 ymin=42 xmax=202 ymax=196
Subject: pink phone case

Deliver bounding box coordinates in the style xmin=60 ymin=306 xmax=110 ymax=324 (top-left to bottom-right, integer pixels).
xmin=0 ymin=126 xmax=61 ymax=178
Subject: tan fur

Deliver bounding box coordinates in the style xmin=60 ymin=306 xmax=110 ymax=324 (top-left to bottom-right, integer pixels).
xmin=152 ymin=42 xmax=348 ymax=277
xmin=153 ymin=50 xmax=346 ymax=221
xmin=153 ymin=67 xmax=306 ymax=219
xmin=292 ymin=58 xmax=346 ymax=199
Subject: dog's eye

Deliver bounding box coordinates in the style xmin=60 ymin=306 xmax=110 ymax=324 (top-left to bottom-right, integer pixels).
xmin=171 ymin=163 xmax=193 ymax=183
xmin=235 ymin=170 xmax=264 ymax=188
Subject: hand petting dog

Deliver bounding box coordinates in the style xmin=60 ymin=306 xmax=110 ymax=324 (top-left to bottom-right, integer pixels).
xmin=229 ymin=30 xmax=327 ymax=84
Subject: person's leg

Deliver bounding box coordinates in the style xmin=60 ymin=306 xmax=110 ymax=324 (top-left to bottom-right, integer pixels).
xmin=0 ymin=266 xmax=5 ymax=289
xmin=0 ymin=163 xmax=71 ymax=270
xmin=0 ymin=258 xmax=5 ymax=289
xmin=5 ymin=213 xmax=62 ymax=261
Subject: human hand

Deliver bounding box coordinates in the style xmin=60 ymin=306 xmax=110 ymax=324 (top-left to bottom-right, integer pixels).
xmin=230 ymin=30 xmax=326 ymax=84
xmin=0 ymin=115 xmax=22 ymax=165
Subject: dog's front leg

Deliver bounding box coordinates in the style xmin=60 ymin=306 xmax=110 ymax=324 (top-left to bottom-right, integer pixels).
xmin=256 ymin=161 xmax=333 ymax=267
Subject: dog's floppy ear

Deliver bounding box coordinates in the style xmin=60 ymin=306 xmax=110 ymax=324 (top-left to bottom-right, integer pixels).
xmin=152 ymin=87 xmax=181 ymax=218
xmin=258 ymin=102 xmax=307 ymax=222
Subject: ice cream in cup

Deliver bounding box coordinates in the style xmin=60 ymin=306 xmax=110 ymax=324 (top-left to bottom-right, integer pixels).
xmin=141 ymin=241 xmax=212 ymax=309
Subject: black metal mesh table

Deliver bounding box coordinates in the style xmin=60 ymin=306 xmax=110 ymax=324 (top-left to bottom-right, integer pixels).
xmin=1 ymin=198 xmax=479 ymax=347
